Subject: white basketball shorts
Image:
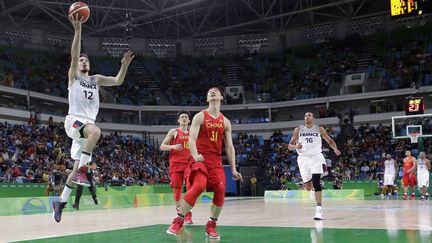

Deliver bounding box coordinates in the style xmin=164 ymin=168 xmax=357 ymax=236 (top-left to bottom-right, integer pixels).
xmin=383 ymin=174 xmax=395 ymax=186
xmin=297 ymin=153 xmax=325 ymax=183
xmin=64 ymin=115 xmax=93 ymax=160
xmin=417 ymin=172 xmax=429 ymax=188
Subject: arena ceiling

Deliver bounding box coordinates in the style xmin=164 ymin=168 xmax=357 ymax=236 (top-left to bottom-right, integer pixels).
xmin=1 ymin=0 xmax=388 ymax=38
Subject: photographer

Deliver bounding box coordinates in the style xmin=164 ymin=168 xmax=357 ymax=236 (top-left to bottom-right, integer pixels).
xmin=332 ymin=172 xmax=343 ymax=190
xmin=45 ymin=170 xmax=64 ymax=196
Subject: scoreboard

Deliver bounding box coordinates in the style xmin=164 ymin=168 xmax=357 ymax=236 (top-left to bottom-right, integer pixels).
xmin=390 ymin=0 xmax=432 ymax=18
xmin=405 ymin=96 xmax=425 ymax=115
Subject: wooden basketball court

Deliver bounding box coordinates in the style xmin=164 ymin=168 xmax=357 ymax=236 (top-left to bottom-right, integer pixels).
xmin=2 ymin=198 xmax=431 ymax=242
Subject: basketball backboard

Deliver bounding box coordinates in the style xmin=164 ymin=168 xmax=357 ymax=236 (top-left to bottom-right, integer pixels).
xmin=391 ymin=113 xmax=432 ymax=139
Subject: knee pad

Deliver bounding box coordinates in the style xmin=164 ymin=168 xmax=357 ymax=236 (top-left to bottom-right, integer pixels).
xmin=212 ymin=183 xmax=225 ymax=207
xmin=312 ymin=174 xmax=322 ymax=192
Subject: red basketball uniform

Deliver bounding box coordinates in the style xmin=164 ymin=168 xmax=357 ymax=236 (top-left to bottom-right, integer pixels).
xmin=169 ymin=128 xmax=190 ymax=172
xmin=402 ymin=156 xmax=416 ymax=186
xmin=190 ymin=110 xmax=226 ymax=191
xmin=169 ymin=128 xmax=191 ymax=188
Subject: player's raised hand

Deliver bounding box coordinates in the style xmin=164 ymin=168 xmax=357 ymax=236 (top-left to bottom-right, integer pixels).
xmin=69 ymin=14 xmax=83 ymax=31
xmin=193 ymin=154 xmax=204 ymax=162
xmin=297 ymin=143 xmax=303 ymax=150
xmin=334 ymin=148 xmax=341 ymax=156
xmin=121 ymin=50 xmax=135 ymax=65
xmin=172 ymin=144 xmax=182 ymax=150
xmin=232 ymin=169 xmax=243 ymax=182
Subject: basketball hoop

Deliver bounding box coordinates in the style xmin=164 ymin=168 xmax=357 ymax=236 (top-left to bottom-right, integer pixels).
xmin=408 ymin=132 xmax=420 ymax=143
xmin=406 ymin=125 xmax=422 ymax=144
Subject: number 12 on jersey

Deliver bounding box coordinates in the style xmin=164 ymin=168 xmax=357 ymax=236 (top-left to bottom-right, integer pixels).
xmin=83 ymin=90 xmax=93 ymax=100
xmin=210 ymin=131 xmax=218 ymax=142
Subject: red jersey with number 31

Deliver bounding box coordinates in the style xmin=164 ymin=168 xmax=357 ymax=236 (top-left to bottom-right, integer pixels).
xmin=403 ymin=156 xmax=414 ymax=174
xmin=196 ymin=110 xmax=225 ymax=160
xmin=169 ymin=128 xmax=190 ymax=165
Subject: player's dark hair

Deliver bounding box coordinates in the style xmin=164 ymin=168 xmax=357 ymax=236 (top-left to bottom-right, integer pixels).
xmin=80 ymin=53 xmax=89 ymax=59
xmin=177 ymin=111 xmax=190 ymax=118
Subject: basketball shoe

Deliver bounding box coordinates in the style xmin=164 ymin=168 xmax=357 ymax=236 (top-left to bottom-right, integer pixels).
xmin=185 ymin=211 xmax=193 ymax=224
xmin=167 ymin=216 xmax=184 ymax=236
xmin=52 ymin=200 xmax=67 ymax=223
xmin=402 ymin=193 xmax=408 ymax=200
xmin=72 ymin=166 xmax=90 ymax=187
xmin=314 ymin=206 xmax=323 ymax=220
xmin=205 ymin=220 xmax=220 ymax=239
xmin=410 ymin=193 xmax=415 ymax=200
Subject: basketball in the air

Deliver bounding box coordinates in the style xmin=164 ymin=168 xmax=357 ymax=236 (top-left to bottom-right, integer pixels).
xmin=68 ymin=2 xmax=90 ymax=23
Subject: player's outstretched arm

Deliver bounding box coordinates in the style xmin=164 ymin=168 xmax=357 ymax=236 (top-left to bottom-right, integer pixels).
xmin=223 ymin=118 xmax=243 ymax=182
xmin=68 ymin=14 xmax=83 ymax=86
xmin=320 ymin=126 xmax=341 ymax=156
xmin=95 ymin=50 xmax=135 ymax=87
xmin=188 ymin=112 xmax=204 ymax=162
xmin=288 ymin=127 xmax=301 ymax=150
xmin=394 ymin=160 xmax=399 ymax=177
xmin=160 ymin=129 xmax=181 ymax=151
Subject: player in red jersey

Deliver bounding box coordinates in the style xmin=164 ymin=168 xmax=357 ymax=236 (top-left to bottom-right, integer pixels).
xmin=402 ymin=150 xmax=417 ymax=200
xmin=160 ymin=111 xmax=193 ymax=224
xmin=166 ymin=87 xmax=243 ymax=240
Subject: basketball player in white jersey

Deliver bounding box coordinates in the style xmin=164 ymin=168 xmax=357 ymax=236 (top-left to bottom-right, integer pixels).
xmin=52 ymin=14 xmax=134 ymax=223
xmin=411 ymin=152 xmax=431 ymax=200
xmin=382 ymin=154 xmax=398 ymax=199
xmin=288 ymin=112 xmax=341 ymax=220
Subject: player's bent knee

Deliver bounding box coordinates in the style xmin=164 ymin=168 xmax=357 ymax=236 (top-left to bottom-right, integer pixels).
xmin=312 ymin=174 xmax=322 ymax=192
xmin=84 ymin=125 xmax=101 ymax=138
xmin=91 ymin=126 xmax=101 ymax=138
xmin=183 ymin=183 xmax=206 ymax=206
xmin=212 ymin=184 xmax=225 ymax=207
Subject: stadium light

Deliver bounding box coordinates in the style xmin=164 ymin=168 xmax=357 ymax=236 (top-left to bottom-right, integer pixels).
xmin=101 ymin=37 xmax=130 ymax=58
xmin=147 ymin=39 xmax=176 ymax=58
xmin=350 ymin=16 xmax=384 ymax=35
xmin=302 ymin=24 xmax=334 ymax=43
xmin=238 ymin=33 xmax=268 ymax=53
xmin=1 ymin=25 xmax=32 ymax=44
xmin=194 ymin=36 xmax=224 ymax=56
xmin=45 ymin=32 xmax=72 ymax=49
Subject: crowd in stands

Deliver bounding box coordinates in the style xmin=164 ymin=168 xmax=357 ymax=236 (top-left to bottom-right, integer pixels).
xmin=369 ymin=25 xmax=432 ymax=90
xmin=5 ymin=25 xmax=432 ymax=108
xmin=1 ymin=116 xmax=430 ymax=194
xmin=145 ymin=33 xmax=363 ymax=105
xmin=0 ymin=120 xmax=169 ymax=186
xmin=0 ymin=47 xmax=158 ymax=106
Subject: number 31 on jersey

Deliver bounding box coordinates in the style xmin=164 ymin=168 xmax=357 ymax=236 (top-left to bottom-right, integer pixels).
xmin=210 ymin=131 xmax=219 ymax=142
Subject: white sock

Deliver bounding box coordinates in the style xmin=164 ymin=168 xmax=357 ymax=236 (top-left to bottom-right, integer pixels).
xmin=79 ymin=151 xmax=91 ymax=167
xmin=60 ymin=185 xmax=73 ymax=202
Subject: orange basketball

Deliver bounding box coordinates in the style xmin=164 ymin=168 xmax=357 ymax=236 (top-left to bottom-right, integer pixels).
xmin=68 ymin=2 xmax=90 ymax=23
